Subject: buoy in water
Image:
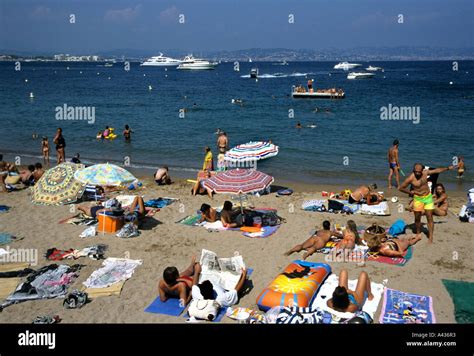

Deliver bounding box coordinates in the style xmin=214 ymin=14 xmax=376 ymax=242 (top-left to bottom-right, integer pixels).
xmin=29 ymin=92 xmax=34 ymax=98
xmin=143 ymin=74 xmax=146 ymax=77
xmin=108 ymin=77 xmax=111 ymax=80
xmin=449 ymin=81 xmax=453 ymax=85
xmin=148 ymin=85 xmax=152 ymax=90
xmin=24 ymin=79 xmax=28 ymax=83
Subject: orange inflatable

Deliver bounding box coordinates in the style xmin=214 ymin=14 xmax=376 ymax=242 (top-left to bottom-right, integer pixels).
xmin=256 ymin=260 xmax=331 ymax=311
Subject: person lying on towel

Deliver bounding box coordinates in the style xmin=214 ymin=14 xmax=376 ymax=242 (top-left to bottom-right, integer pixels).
xmin=349 ymin=184 xmax=383 ymax=205
xmin=191 ymin=268 xmax=247 ymax=308
xmin=220 ymin=201 xmax=242 ymax=228
xmin=366 ymin=234 xmax=421 ymax=258
xmin=158 ymin=257 xmax=202 ymax=306
xmin=198 ymin=203 xmax=219 ymax=223
xmin=327 ymin=270 xmax=374 ymax=313
xmin=284 ymin=220 xmax=342 ymax=259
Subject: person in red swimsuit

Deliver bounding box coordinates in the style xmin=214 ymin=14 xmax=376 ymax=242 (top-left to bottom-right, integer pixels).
xmin=158 ymin=256 xmax=202 ymax=306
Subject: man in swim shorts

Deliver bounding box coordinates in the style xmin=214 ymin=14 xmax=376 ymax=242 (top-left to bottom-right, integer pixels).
xmin=399 ymin=163 xmax=455 ymax=243
xmin=217 ymin=132 xmax=228 ymax=154
xmin=387 ymin=139 xmax=401 ymax=189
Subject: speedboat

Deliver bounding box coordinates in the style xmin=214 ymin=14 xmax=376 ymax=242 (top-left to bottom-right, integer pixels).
xmin=177 ymin=55 xmax=218 ymax=70
xmin=366 ymin=65 xmax=383 ymax=72
xmin=250 ymin=68 xmax=258 ymax=78
xmin=273 ymin=60 xmax=289 ymax=66
xmin=347 ymin=72 xmax=375 ymax=79
xmin=334 ymin=62 xmax=362 ymax=70
xmin=140 ymin=53 xmax=182 ymax=66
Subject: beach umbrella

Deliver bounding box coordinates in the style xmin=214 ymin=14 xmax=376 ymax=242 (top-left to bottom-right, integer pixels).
xmin=74 ymin=163 xmax=137 ymax=187
xmin=202 ymin=168 xmax=274 ymax=212
xmin=32 ymin=162 xmax=86 ymax=205
xmin=224 ymin=141 xmax=279 ymax=163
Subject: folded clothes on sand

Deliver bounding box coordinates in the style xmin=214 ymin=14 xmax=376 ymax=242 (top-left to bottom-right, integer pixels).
xmin=360 ymin=202 xmax=390 ymax=216
xmin=83 ymin=257 xmax=142 ymax=289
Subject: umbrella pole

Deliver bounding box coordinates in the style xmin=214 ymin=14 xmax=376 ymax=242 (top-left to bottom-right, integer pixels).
xmin=239 ymin=194 xmax=244 ymax=214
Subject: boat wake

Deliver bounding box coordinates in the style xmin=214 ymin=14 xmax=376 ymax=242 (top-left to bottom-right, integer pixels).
xmin=240 ymin=72 xmax=315 ymax=79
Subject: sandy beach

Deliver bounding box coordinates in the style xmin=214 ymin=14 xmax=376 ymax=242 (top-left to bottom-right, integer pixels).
xmin=0 ymin=174 xmax=472 ymax=324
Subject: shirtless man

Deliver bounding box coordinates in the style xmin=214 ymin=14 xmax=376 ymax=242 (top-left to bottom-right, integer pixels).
xmin=399 ymin=163 xmax=454 ymax=243
xmin=348 ymin=184 xmax=382 ymax=205
xmin=388 ymin=139 xmax=401 ymax=189
xmin=217 ymin=132 xmax=228 ymax=154
xmin=154 ymin=166 xmax=171 ymax=185
xmin=158 ymin=257 xmax=202 ymax=306
xmin=284 ymin=220 xmax=343 ymax=259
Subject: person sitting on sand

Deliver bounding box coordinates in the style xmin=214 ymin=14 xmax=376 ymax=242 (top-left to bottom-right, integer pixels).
xmin=158 ymin=257 xmax=202 ymax=306
xmin=336 ymin=220 xmax=362 ymax=250
xmin=327 ymin=270 xmax=374 ymax=313
xmin=348 ymin=184 xmax=382 ymax=205
xmin=367 ymin=234 xmax=421 ymax=258
xmin=198 ymin=203 xmax=219 ymax=223
xmin=432 ymin=183 xmax=449 ymax=217
xmin=125 ymin=196 xmax=147 ymax=221
xmin=220 ymin=201 xmax=241 ymax=228
xmin=284 ymin=220 xmax=343 ymax=259
xmin=192 ymin=170 xmax=214 ymax=199
xmin=192 ymin=268 xmax=247 ymax=308
xmin=33 ymin=163 xmax=44 ymax=181
xmin=20 ymin=165 xmax=36 ymax=186
xmin=154 ymin=166 xmax=171 ymax=185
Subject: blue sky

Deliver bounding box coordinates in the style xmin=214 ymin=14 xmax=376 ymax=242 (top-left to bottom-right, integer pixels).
xmin=0 ymin=0 xmax=473 ymax=53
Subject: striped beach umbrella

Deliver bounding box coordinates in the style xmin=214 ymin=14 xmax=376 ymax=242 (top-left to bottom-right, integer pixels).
xmin=202 ymin=168 xmax=274 ymax=194
xmin=224 ymin=141 xmax=279 ymax=163
xmin=74 ymin=163 xmax=137 ymax=187
xmin=32 ymin=162 xmax=86 ymax=205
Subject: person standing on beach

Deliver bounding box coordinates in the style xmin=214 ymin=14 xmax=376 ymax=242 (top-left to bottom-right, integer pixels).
xmin=53 ymin=128 xmax=66 ymax=164
xmin=41 ymin=137 xmax=50 ymax=165
xmin=217 ymin=132 xmax=228 ymax=154
xmin=399 ymin=163 xmax=455 ymax=243
xmin=203 ymin=146 xmax=214 ymax=171
xmin=388 ymin=139 xmax=401 ymax=189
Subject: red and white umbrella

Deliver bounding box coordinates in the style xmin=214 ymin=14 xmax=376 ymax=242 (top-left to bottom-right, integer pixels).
xmin=202 ymin=168 xmax=274 ymax=195
xmin=224 ymin=141 xmax=279 ymax=163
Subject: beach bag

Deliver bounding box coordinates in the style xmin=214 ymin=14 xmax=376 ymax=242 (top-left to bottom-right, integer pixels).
xmin=459 ymin=205 xmax=474 ymax=222
xmin=364 ymin=224 xmax=387 ymax=249
xmin=260 ymin=211 xmax=283 ymax=226
xmin=63 ymin=290 xmax=88 ymax=309
xmin=328 ymin=200 xmax=344 ymax=212
xmin=188 ymin=299 xmax=220 ymax=321
xmin=388 ymin=219 xmax=406 ymax=237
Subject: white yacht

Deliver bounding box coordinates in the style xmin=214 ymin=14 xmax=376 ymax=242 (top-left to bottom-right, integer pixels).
xmin=250 ymin=68 xmax=259 ymax=78
xmin=177 ymin=55 xmax=218 ymax=70
xmin=334 ymin=62 xmax=362 ymax=70
xmin=347 ymin=72 xmax=375 ymax=80
xmin=366 ymin=65 xmax=383 ymax=72
xmin=140 ymin=53 xmax=182 ymax=66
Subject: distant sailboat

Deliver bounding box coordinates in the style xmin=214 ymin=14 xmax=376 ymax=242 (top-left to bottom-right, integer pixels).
xmin=249 ymin=58 xmax=252 ymax=63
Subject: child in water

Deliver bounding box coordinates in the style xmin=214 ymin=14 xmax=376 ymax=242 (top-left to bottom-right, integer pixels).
xmin=457 ymin=156 xmax=465 ymax=178
xmin=41 ymin=137 xmax=49 ymax=165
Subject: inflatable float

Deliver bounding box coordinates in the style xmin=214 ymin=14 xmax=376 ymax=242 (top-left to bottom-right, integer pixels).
xmin=256 ymin=260 xmax=331 ymax=311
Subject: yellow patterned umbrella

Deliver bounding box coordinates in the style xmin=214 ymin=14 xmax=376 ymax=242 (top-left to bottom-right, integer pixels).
xmin=32 ymin=163 xmax=86 ymax=205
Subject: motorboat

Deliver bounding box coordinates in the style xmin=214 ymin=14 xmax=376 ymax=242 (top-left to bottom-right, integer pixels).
xmin=366 ymin=65 xmax=383 ymax=72
xmin=291 ymin=85 xmax=345 ymax=99
xmin=273 ymin=60 xmax=289 ymax=66
xmin=250 ymin=68 xmax=258 ymax=78
xmin=140 ymin=53 xmax=182 ymax=66
xmin=333 ymin=62 xmax=362 ymax=70
xmin=177 ymin=55 xmax=218 ymax=70
xmin=347 ymin=72 xmax=375 ymax=79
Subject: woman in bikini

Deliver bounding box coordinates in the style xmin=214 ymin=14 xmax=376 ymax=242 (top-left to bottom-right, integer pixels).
xmin=53 ymin=128 xmax=66 ymax=164
xmin=327 ymin=269 xmax=374 ymax=313
xmin=367 ymin=234 xmax=421 ymax=258
xmin=158 ymin=257 xmax=202 ymax=306
xmin=41 ymin=137 xmax=50 ymax=165
xmin=336 ymin=220 xmax=362 ymax=250
xmin=432 ymin=183 xmax=449 ymax=217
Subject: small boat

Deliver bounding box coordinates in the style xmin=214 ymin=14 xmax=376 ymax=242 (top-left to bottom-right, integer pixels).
xmin=250 ymin=68 xmax=258 ymax=78
xmin=334 ymin=62 xmax=362 ymax=70
xmin=273 ymin=60 xmax=289 ymax=66
xmin=347 ymin=72 xmax=375 ymax=80
xmin=291 ymin=86 xmax=345 ymax=99
xmin=104 ymin=63 xmax=113 ymax=67
xmin=366 ymin=65 xmax=383 ymax=72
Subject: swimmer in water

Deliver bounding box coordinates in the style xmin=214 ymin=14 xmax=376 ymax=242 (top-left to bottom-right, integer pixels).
xmin=296 ymin=122 xmax=302 ymax=129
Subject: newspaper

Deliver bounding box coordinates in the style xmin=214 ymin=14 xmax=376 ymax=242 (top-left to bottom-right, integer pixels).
xmin=199 ymin=249 xmax=245 ymax=291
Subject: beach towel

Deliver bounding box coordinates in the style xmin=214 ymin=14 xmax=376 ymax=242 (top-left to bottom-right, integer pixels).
xmin=388 ymin=219 xmax=406 ymax=236
xmin=0 ymin=233 xmax=23 ymax=246
xmin=276 ymin=305 xmax=329 ymax=324
xmin=302 ymin=199 xmax=326 ymax=212
xmin=115 ymin=195 xmax=139 ymax=208
xmin=144 ymin=198 xmax=177 ymax=209
xmin=226 ymin=307 xmax=265 ymax=323
xmin=311 ymin=274 xmax=384 ymax=323
xmin=366 ymin=245 xmax=413 ymax=266
xmin=379 ymin=287 xmax=436 ymax=324
xmin=176 ymin=215 xmax=201 ymax=226
xmin=83 ymin=258 xmax=142 ymax=289
xmin=59 ymin=213 xmax=97 ymax=226
xmin=360 ymin=202 xmax=390 ymax=216
xmin=83 ymin=281 xmax=125 ymax=298
xmin=442 ymin=279 xmax=474 ymax=323
xmin=145 ymin=297 xmax=186 ymax=316
xmin=203 ymin=221 xmax=228 ymax=231
xmin=242 ymin=225 xmax=280 ymax=238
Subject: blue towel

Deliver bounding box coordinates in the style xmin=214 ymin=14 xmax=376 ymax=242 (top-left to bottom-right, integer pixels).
xmin=144 ymin=198 xmax=175 ymax=209
xmin=144 ymin=297 xmax=185 ymax=316
xmin=389 ymin=219 xmax=406 ymax=236
xmin=0 ymin=233 xmax=13 ymax=245
xmin=0 ymin=205 xmax=10 ymax=212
